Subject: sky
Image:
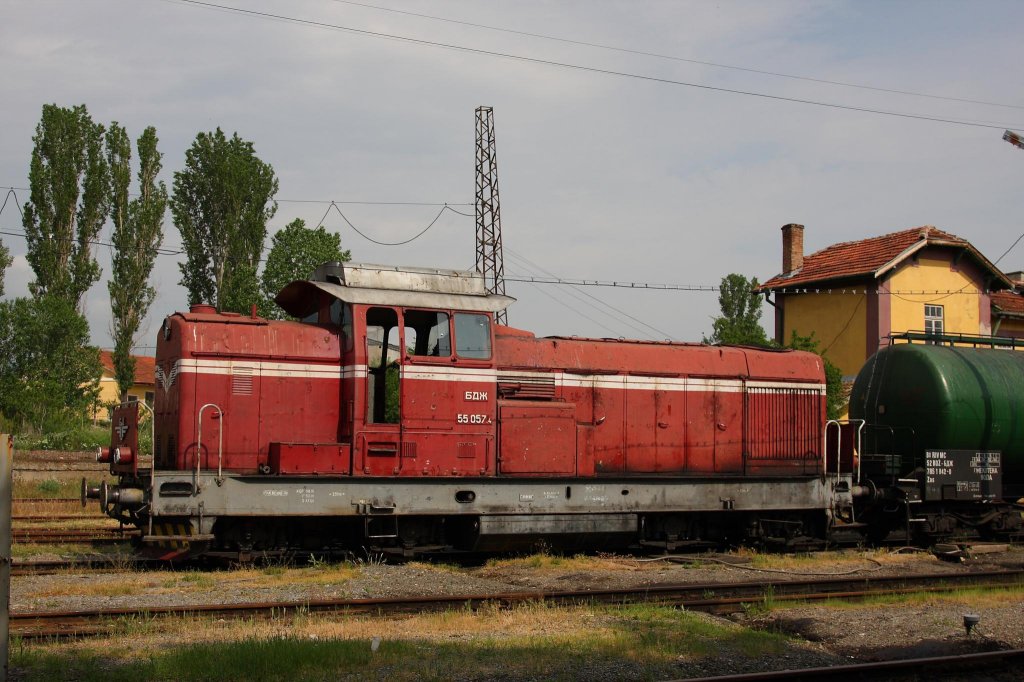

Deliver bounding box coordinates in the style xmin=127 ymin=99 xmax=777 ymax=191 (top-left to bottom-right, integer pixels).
xmin=1 ymin=0 xmax=1023 ymax=352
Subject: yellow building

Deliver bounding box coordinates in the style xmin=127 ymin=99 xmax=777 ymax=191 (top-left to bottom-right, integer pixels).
xmin=93 ymin=350 xmax=156 ymax=421
xmin=756 ymin=224 xmax=1017 ymax=383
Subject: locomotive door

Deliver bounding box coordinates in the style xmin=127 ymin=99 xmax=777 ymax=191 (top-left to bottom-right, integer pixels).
xmin=684 ymin=378 xmax=742 ymax=473
xmin=399 ymin=309 xmax=456 ymax=475
xmin=714 ymin=381 xmax=743 ymax=473
xmin=625 ymin=379 xmax=685 ymax=473
xmin=359 ymin=307 xmax=402 ymax=476
xmin=400 ymin=310 xmax=495 ymax=476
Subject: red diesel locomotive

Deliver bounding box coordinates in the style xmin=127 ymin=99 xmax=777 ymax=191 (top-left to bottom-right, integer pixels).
xmin=91 ymin=262 xmax=851 ymax=559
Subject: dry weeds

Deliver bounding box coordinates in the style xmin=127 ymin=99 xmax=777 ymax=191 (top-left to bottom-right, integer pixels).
xmin=21 ymin=562 xmax=360 ymax=600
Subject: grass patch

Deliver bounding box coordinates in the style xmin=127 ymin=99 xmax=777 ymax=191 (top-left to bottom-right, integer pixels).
xmin=23 ymin=562 xmax=361 ymax=602
xmin=10 ymin=542 xmax=118 ymax=559
xmin=484 ymin=551 xmax=631 ymax=572
xmin=12 ymin=478 xmax=93 ymax=499
xmin=732 ymin=547 xmax=916 ymax=571
xmin=14 ymin=424 xmax=110 ymax=451
xmin=10 ymin=603 xmax=791 ymax=681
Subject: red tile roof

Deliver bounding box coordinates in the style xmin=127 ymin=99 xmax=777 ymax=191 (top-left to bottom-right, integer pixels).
xmin=992 ymin=290 xmax=1024 ymax=317
xmin=99 ymin=351 xmax=156 ymax=386
xmin=758 ymin=226 xmax=974 ymax=290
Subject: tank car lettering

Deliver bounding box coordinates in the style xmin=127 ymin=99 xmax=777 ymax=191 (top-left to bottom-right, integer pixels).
xmin=263 ymin=489 xmax=288 ymax=497
xmin=297 ymin=487 xmax=315 ymax=504
xmin=543 ymin=490 xmax=561 ymax=500
xmin=519 ymin=493 xmax=535 ymax=501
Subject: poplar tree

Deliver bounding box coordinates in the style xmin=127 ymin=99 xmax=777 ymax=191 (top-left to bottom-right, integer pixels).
xmin=706 ymin=273 xmax=770 ymax=347
xmin=22 ymin=103 xmax=110 ymax=310
xmin=107 ymin=123 xmax=167 ymax=400
xmin=0 ymin=240 xmax=11 ymax=296
xmin=171 ymin=128 xmax=278 ymax=312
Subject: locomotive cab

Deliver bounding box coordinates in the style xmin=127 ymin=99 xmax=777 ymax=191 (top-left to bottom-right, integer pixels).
xmin=275 ymin=263 xmax=513 ymax=479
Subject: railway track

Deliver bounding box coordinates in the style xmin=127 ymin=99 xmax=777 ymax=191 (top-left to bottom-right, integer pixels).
xmin=10 ymin=568 xmax=1023 ymax=639
xmin=12 ymin=527 xmax=139 ymax=545
xmin=13 ymin=514 xmax=105 ymax=521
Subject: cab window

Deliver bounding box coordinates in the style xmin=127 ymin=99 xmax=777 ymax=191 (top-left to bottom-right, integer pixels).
xmin=404 ymin=310 xmax=451 ymax=358
xmin=454 ymin=313 xmax=491 ymax=359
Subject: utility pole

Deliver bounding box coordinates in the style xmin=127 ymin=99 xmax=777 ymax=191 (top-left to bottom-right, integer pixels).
xmin=475 ymin=106 xmax=508 ymax=325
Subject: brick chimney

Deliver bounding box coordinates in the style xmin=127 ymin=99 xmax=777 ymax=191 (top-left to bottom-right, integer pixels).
xmin=781 ymin=223 xmax=804 ymax=275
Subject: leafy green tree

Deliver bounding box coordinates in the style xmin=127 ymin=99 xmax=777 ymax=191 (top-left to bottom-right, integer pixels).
xmin=787 ymin=330 xmax=846 ymax=419
xmin=0 ymin=296 xmax=101 ymax=433
xmin=259 ymin=219 xmax=351 ymax=318
xmin=0 ymin=240 xmax=11 ymax=297
xmin=170 ymin=128 xmax=278 ymax=312
xmin=22 ymin=104 xmax=110 ymax=309
xmin=106 ymin=123 xmax=167 ymax=401
xmin=706 ymin=273 xmax=770 ymax=347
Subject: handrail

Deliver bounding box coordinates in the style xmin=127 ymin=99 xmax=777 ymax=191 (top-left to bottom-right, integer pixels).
xmin=823 ymin=419 xmax=866 ymax=484
xmin=824 ymin=420 xmax=842 ymax=478
xmin=196 ymin=403 xmax=224 ymax=492
xmin=851 ymin=419 xmax=865 ymax=483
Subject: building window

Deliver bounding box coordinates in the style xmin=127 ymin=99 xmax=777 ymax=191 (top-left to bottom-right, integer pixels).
xmin=126 ymin=394 xmax=139 ymax=403
xmin=924 ymin=305 xmax=944 ymax=335
xmin=145 ymin=392 xmax=155 ymax=406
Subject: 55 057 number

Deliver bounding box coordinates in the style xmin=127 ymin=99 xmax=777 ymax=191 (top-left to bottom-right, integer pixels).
xmin=457 ymin=413 xmax=491 ymax=425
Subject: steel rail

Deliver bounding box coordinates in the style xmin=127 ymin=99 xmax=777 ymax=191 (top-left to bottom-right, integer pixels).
xmin=10 ymin=568 xmax=1023 ymax=639
xmin=12 ymin=528 xmax=139 ymax=545
xmin=678 ymin=647 xmax=1024 ymax=681
xmin=13 ymin=514 xmax=105 ymax=521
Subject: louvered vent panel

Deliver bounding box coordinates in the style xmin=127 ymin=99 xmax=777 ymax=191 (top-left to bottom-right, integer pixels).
xmin=497 ymin=374 xmax=556 ymax=399
xmin=232 ymin=366 xmax=253 ymax=395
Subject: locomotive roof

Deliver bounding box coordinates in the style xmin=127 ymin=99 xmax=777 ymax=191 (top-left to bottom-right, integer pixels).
xmin=275 ymin=262 xmax=515 ymax=316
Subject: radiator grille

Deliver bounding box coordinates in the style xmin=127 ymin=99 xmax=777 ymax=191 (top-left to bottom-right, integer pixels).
xmin=745 ymin=387 xmax=822 ymax=460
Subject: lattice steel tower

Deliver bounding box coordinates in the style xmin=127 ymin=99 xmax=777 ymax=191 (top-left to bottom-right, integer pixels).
xmin=475 ymin=106 xmax=508 ymax=325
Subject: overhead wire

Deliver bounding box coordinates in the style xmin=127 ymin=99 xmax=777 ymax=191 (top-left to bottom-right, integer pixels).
xmin=523 ymin=276 xmax=623 ymax=338
xmin=1 ymin=185 xmax=1020 ymax=298
xmin=0 ymin=185 xmax=470 ymax=207
xmin=328 ymin=0 xmax=1024 ymax=111
xmin=314 ymin=201 xmax=459 ymax=246
xmin=505 ymin=246 xmax=673 ymax=339
xmin=504 ymin=251 xmax=653 ymax=339
xmin=163 ymin=0 xmax=1024 ymax=131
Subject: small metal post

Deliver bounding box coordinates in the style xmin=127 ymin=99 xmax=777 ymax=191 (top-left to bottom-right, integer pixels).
xmin=2 ymin=434 xmax=12 ymax=682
